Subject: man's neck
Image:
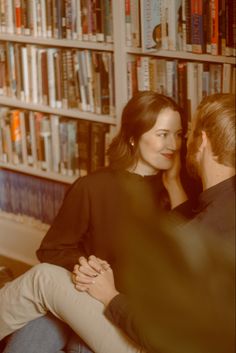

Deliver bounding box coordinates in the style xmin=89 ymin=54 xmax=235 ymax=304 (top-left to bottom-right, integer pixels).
xmin=201 ymin=164 xmax=235 ymax=191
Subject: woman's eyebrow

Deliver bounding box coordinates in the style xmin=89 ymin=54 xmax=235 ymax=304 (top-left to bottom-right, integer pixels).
xmin=155 ymin=128 xmax=183 ymax=132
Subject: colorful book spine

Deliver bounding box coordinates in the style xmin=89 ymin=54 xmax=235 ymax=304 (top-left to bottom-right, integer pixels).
xmin=141 ymin=0 xmax=161 ymax=50
xmin=191 ymin=0 xmax=204 ymax=53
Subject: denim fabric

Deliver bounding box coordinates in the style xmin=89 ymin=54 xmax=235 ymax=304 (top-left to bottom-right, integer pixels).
xmin=2 ymin=314 xmax=92 ymax=353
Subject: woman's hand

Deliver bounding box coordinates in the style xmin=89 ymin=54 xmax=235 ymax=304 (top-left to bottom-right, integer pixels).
xmin=162 ymin=152 xmax=187 ymax=209
xmin=86 ymin=267 xmax=119 ymax=306
xmin=72 ymin=256 xmax=119 ymax=306
xmin=162 ymin=152 xmax=181 ymax=188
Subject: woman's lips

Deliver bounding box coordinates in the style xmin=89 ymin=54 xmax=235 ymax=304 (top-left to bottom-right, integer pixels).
xmin=161 ymin=153 xmax=174 ymax=160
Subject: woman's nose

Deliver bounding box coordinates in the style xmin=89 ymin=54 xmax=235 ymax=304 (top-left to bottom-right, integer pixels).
xmin=167 ymin=136 xmax=177 ymax=150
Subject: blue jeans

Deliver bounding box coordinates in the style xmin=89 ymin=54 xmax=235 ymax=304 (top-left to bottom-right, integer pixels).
xmin=2 ymin=314 xmax=93 ymax=353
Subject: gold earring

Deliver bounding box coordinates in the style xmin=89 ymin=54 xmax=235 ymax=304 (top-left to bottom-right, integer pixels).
xmin=129 ymin=138 xmax=134 ymax=147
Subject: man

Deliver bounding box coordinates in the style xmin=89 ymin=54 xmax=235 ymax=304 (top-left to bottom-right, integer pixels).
xmin=74 ymin=93 xmax=235 ymax=353
xmin=180 ymin=93 xmax=235 ymax=238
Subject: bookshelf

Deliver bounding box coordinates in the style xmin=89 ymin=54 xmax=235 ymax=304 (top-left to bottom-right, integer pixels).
xmin=0 ymin=0 xmax=235 ymax=231
xmin=0 ymin=1 xmax=127 ymax=186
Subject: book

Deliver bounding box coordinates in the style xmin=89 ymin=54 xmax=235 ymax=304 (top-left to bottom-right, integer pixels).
xmin=177 ymin=61 xmax=187 ymax=109
xmin=130 ymin=0 xmax=141 ymax=47
xmin=191 ymin=0 xmax=204 ymax=53
xmin=209 ymin=63 xmax=222 ymax=94
xmin=50 ymin=114 xmax=61 ymax=173
xmin=168 ymin=0 xmax=182 ymax=50
xmin=14 ymin=0 xmax=22 ymax=34
xmin=90 ymin=122 xmax=107 ymax=172
xmin=67 ymin=119 xmax=79 ymax=176
xmin=40 ymin=117 xmax=52 ymax=172
xmin=210 ymin=0 xmax=219 ymax=55
xmin=95 ymin=0 xmax=105 ymax=41
xmin=125 ymin=0 xmax=132 ymax=46
xmin=187 ymin=61 xmax=198 ymax=123
xmin=77 ymin=119 xmax=90 ymax=176
xmin=59 ymin=118 xmax=69 ymax=175
xmin=141 ymin=0 xmax=161 ymax=50
xmin=19 ymin=110 xmax=28 ymax=165
xmin=21 ymin=46 xmax=30 ymax=103
xmin=184 ymin=0 xmax=192 ymax=52
xmin=47 ymin=48 xmax=57 ymax=108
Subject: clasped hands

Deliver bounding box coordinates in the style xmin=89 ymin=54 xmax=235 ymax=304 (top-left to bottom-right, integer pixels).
xmin=72 ymin=255 xmax=119 ymax=307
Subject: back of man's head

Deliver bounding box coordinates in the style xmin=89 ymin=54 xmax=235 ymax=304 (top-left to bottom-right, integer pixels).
xmin=193 ymin=94 xmax=235 ymax=168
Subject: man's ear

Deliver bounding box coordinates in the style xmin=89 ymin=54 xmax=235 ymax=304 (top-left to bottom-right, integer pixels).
xmin=198 ymin=131 xmax=208 ymax=152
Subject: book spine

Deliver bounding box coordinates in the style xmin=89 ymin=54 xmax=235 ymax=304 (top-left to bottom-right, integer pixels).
xmin=141 ymin=0 xmax=161 ymax=50
xmin=47 ymin=48 xmax=56 ymax=108
xmin=29 ymin=111 xmax=38 ymax=166
xmin=67 ymin=119 xmax=78 ymax=176
xmin=14 ymin=0 xmax=22 ymax=34
xmin=191 ymin=0 xmax=204 ymax=53
xmin=168 ymin=0 xmax=182 ymax=51
xmin=76 ymin=0 xmax=83 ymax=40
xmin=161 ymin=0 xmax=169 ymax=50
xmin=104 ymin=0 xmax=113 ymax=43
xmin=95 ymin=0 xmax=104 ymax=41
xmin=6 ymin=0 xmax=14 ymax=34
xmin=209 ymin=63 xmax=222 ymax=94
xmin=125 ymin=0 xmax=132 ymax=46
xmin=185 ymin=0 xmax=192 ymax=52
xmin=77 ymin=120 xmax=90 ymax=175
xmin=130 ymin=0 xmax=141 ymax=47
xmin=21 ymin=46 xmax=30 ymax=103
xmin=10 ymin=109 xmax=22 ymax=164
xmin=50 ymin=114 xmax=61 ymax=173
xmin=90 ymin=122 xmax=106 ymax=172
xmin=54 ymin=50 xmax=63 ymax=108
xmin=222 ymin=63 xmax=232 ymax=93
xmin=177 ymin=61 xmax=187 ymax=109
xmin=210 ymin=0 xmax=218 ymax=55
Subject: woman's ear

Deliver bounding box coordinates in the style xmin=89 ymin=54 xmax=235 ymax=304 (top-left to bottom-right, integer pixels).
xmin=129 ymin=137 xmax=135 ymax=147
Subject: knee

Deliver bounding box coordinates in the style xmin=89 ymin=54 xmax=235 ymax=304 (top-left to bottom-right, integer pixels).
xmin=31 ymin=263 xmax=70 ymax=283
xmin=33 ymin=263 xmax=56 ymax=275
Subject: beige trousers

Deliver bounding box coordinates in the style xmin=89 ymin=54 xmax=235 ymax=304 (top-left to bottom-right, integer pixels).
xmin=0 ymin=263 xmax=143 ymax=353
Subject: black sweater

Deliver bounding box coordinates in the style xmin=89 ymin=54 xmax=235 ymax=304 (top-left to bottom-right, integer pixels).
xmin=36 ymin=167 xmax=166 ymax=290
xmin=104 ymin=176 xmax=236 ymax=353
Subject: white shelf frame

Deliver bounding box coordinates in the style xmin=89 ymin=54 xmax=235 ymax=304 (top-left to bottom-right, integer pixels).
xmin=0 ymin=97 xmax=116 ymax=125
xmin=0 ymin=162 xmax=77 ymax=184
xmin=127 ymin=48 xmax=236 ymax=64
xmin=0 ymin=33 xmax=113 ymax=51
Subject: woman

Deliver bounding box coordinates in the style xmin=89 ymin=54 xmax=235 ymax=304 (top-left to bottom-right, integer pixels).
xmin=0 ymin=91 xmax=188 ymax=353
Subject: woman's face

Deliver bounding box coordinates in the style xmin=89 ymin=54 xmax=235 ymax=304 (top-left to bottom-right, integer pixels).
xmin=134 ymin=108 xmax=183 ymax=175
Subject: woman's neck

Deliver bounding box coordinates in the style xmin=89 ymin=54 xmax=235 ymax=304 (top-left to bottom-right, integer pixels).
xmin=127 ymin=164 xmax=159 ymax=177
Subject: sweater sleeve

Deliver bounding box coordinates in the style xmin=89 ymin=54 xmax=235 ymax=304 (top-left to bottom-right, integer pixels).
xmin=104 ymin=294 xmax=145 ymax=348
xmin=36 ymin=177 xmax=90 ymax=271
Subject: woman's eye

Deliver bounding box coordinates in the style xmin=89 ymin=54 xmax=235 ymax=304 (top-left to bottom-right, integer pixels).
xmin=157 ymin=133 xmax=167 ymax=137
